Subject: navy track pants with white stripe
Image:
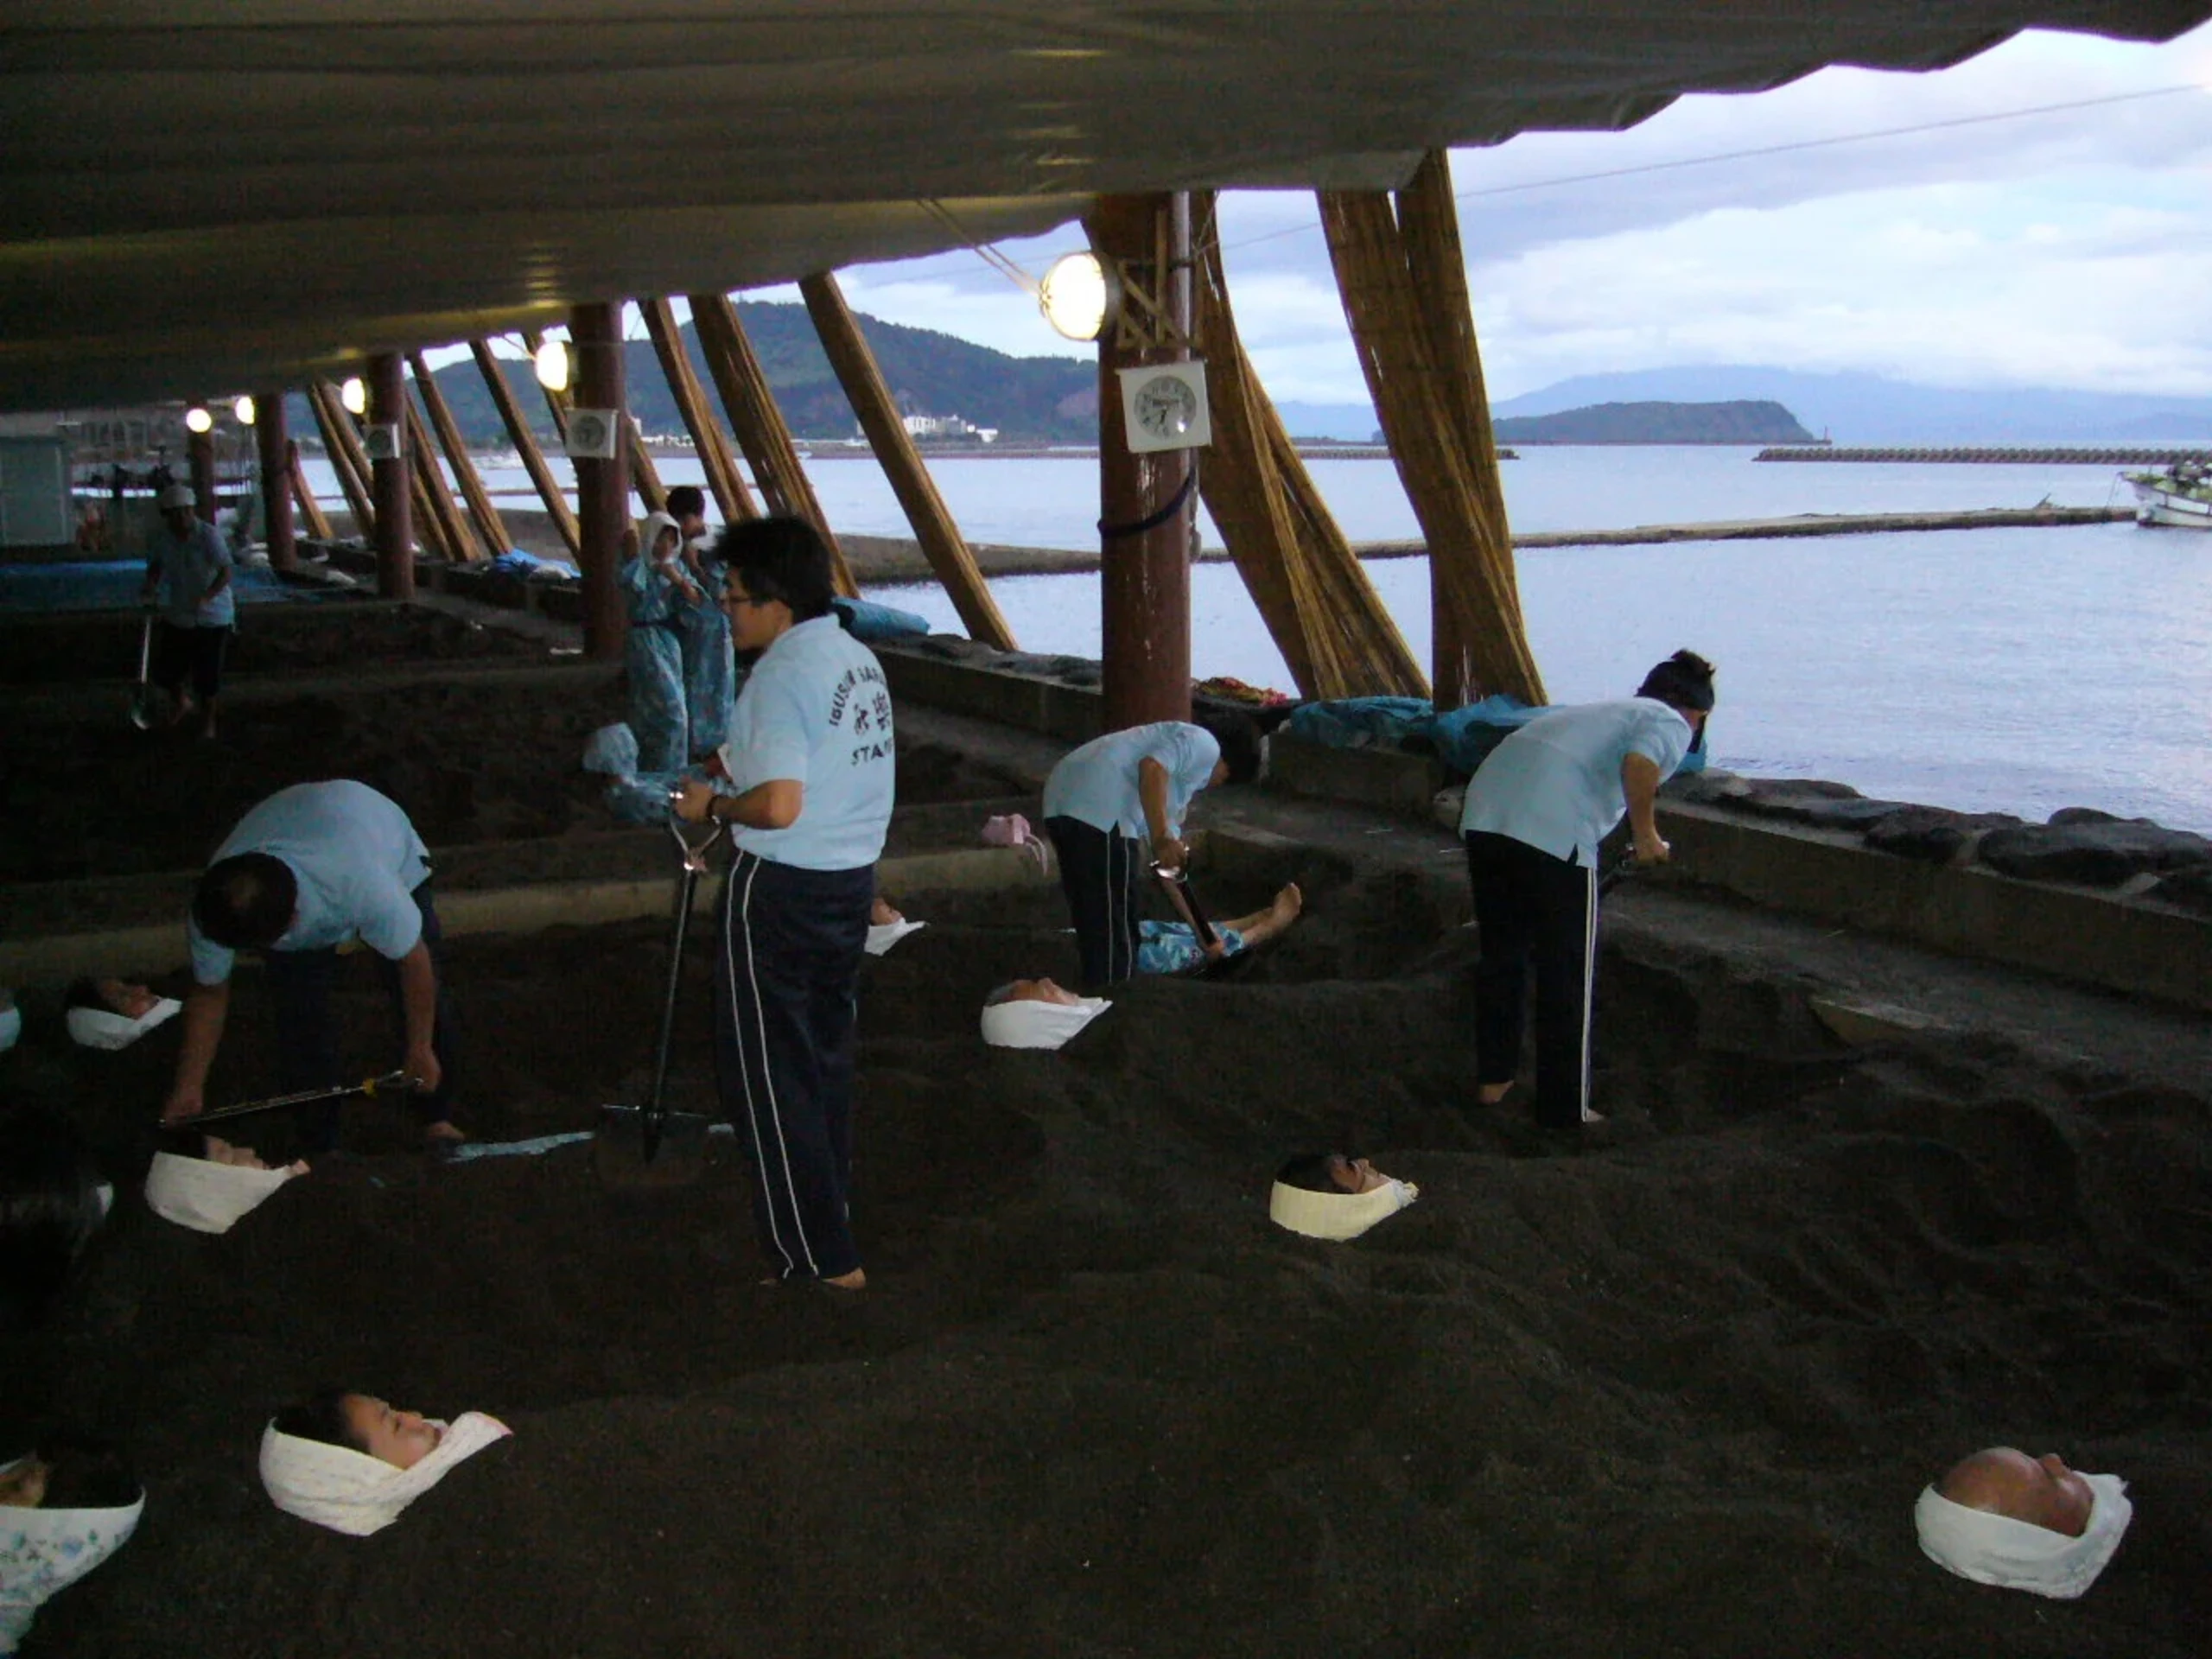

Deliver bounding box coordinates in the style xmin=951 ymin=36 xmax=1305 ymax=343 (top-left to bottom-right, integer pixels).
xmin=1044 ymin=816 xmax=1143 ymax=988
xmin=713 ymin=849 xmax=875 ymax=1281
xmin=1464 ymin=830 xmax=1599 ymax=1131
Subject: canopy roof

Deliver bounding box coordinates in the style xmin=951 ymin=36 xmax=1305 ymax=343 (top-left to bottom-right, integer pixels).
xmin=3 ymin=2 xmax=2205 ymax=410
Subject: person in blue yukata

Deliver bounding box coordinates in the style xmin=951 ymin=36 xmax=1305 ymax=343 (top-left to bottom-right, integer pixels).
xmin=1040 ymin=718 xmax=1299 ymax=986
xmin=620 ymin=511 xmax=700 ymax=772
xmin=159 ymin=780 xmax=463 ymax=1152
xmin=138 ymin=482 xmax=235 ymax=738
xmin=664 ymin=485 xmax=740 ymax=762
xmin=1459 ymin=649 xmax=1716 ymax=1137
xmin=673 ymin=518 xmax=894 ymax=1291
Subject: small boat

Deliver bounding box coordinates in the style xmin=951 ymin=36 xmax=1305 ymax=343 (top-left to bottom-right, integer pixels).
xmin=2125 ymin=460 xmax=2212 ymax=530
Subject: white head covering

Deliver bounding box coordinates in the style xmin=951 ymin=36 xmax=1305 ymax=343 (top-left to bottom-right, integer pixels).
xmin=865 ymin=919 xmax=926 ymax=957
xmin=143 ymin=1150 xmax=305 ymax=1235
xmin=1268 ymin=1175 xmax=1421 ymax=1241
xmin=0 ymin=1466 xmax=145 ymax=1654
xmin=638 ymin=510 xmax=682 ymax=564
xmin=1914 ymin=1472 xmax=2133 ymax=1599
xmin=65 ymin=997 xmax=181 ymax=1052
xmin=0 ymin=1001 xmax=17 ymax=1054
xmin=980 ymin=993 xmax=1111 ymax=1051
xmin=258 ymin=1412 xmax=512 ymax=1537
xmin=156 ymin=482 xmax=196 ymax=510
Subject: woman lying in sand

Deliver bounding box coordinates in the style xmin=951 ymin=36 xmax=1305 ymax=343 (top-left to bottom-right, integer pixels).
xmin=1914 ymin=1446 xmax=2133 ymax=1599
xmin=260 ymin=1390 xmax=512 ymax=1536
xmin=0 ymin=1434 xmax=144 ymax=1655
xmin=1268 ymin=1153 xmax=1420 ymax=1241
xmin=979 ymin=977 xmax=1112 ymax=1050
xmin=143 ymin=1135 xmax=307 ymax=1236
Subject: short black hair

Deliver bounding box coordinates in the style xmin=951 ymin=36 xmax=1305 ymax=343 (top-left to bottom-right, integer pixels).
xmin=63 ymin=977 xmax=102 ymax=1012
xmin=193 ymin=852 xmax=297 ymax=950
xmin=34 ymin=1433 xmax=141 ymax=1510
xmin=1202 ymin=716 xmax=1262 ymax=785
xmin=1636 ymin=649 xmax=1717 ymax=714
xmin=0 ymin=1107 xmax=108 ymax=1329
xmin=273 ymin=1389 xmax=365 ymax=1454
xmin=713 ymin=516 xmax=836 ymax=622
xmin=1273 ymin=1153 xmax=1341 ymax=1194
xmin=664 ymin=485 xmax=706 ymax=521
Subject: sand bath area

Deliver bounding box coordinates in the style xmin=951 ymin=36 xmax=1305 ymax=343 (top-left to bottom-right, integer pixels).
xmin=3 ymin=601 xmax=2210 ymax=1656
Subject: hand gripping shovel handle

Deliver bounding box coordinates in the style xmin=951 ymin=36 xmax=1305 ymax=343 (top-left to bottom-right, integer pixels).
xmin=129 ymin=613 xmax=158 ymax=730
xmin=642 ymin=806 xmax=729 ymax=1160
xmin=180 ymin=1068 xmax=412 ymax=1128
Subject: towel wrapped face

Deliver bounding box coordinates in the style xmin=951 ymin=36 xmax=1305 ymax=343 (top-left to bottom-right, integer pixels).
xmin=65 ymin=996 xmax=181 ymax=1052
xmin=0 ymin=1463 xmax=143 ymax=1654
xmin=1915 ymin=1450 xmax=2132 ymax=1599
xmin=259 ymin=1408 xmax=512 ymax=1537
xmin=143 ymin=1148 xmax=305 ymax=1235
xmin=979 ymin=981 xmax=1110 ymax=1051
xmin=865 ymin=918 xmax=926 ymax=956
xmin=1268 ymin=1173 xmax=1420 ymax=1241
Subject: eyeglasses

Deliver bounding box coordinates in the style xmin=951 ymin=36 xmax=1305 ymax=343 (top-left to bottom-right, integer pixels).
xmin=721 ymin=592 xmax=769 ymax=609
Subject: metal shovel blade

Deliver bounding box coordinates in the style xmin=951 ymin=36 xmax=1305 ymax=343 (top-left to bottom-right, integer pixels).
xmin=128 ymin=615 xmax=158 ymax=730
xmin=594 ymin=1102 xmax=713 ymax=1189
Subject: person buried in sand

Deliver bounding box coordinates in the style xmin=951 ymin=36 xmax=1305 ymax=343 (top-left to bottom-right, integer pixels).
xmin=0 ymin=1434 xmax=144 ymax=1656
xmin=260 ymin=1390 xmax=512 ymax=1537
xmin=1459 ymin=649 xmax=1716 ymax=1137
xmin=672 ymin=518 xmax=895 ymax=1292
xmin=159 ymin=779 xmax=463 ymax=1153
xmin=1267 ymin=1152 xmax=1420 ymax=1241
xmin=977 ymin=976 xmax=1113 ymax=1051
xmin=62 ymin=976 xmax=181 ymax=1051
xmin=1913 ymin=1446 xmax=2134 ymax=1599
xmin=1040 ymin=716 xmax=1299 ymax=985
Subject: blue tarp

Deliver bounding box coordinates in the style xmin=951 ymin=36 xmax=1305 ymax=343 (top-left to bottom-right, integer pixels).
xmin=1282 ymin=693 xmax=1708 ymax=777
xmin=834 ymin=595 xmax=931 ymax=643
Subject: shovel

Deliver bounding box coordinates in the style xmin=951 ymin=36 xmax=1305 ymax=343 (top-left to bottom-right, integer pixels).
xmin=595 ymin=804 xmax=725 ymax=1188
xmin=175 ymin=1068 xmax=412 ymax=1129
xmin=1151 ymin=861 xmax=1245 ymax=980
xmin=128 ymin=613 xmax=158 ymax=730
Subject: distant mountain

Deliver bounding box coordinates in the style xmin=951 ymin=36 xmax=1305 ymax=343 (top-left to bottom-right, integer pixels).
xmin=289 ymin=302 xmax=1099 ymax=448
xmin=1494 ymin=399 xmax=1815 ymax=445
xmin=1492 ymin=367 xmax=2212 ymax=446
xmin=1274 ymin=401 xmax=1385 ymax=442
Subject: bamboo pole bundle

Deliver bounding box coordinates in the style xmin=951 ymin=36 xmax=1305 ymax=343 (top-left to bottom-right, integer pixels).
xmin=799 ymin=272 xmax=1010 ymax=639
xmin=468 ymin=340 xmax=580 ymax=558
xmin=287 ymin=436 xmax=334 ymax=542
xmin=404 ymin=398 xmax=472 ymax=563
xmin=305 ymin=380 xmax=375 ymax=536
xmin=410 ymin=351 xmax=507 ymax=559
xmin=641 ymin=298 xmax=753 ymax=525
xmin=687 ymin=293 xmax=841 ymax=553
xmin=1320 ymin=151 xmax=1544 ymax=708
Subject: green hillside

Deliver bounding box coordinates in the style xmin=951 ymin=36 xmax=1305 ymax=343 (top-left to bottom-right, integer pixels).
xmin=1493 ymin=399 xmax=1817 ymax=445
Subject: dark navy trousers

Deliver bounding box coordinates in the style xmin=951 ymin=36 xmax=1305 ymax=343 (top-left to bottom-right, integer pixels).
xmin=267 ymin=882 xmax=457 ymax=1151
xmin=1465 ymin=830 xmax=1599 ymax=1131
xmin=1044 ymin=815 xmax=1144 ymax=988
xmin=713 ymin=849 xmax=874 ymax=1281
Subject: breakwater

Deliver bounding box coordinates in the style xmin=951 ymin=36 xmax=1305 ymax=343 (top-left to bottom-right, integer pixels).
xmin=1754 ymin=445 xmax=2212 ymax=465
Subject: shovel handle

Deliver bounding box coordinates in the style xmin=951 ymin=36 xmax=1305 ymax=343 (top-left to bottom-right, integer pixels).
xmin=1150 ymin=861 xmax=1219 ymax=950
xmin=177 ymin=1069 xmax=412 ymax=1128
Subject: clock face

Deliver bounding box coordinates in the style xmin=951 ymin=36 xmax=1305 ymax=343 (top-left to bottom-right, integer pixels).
xmin=1134 ymin=375 xmax=1198 ymax=438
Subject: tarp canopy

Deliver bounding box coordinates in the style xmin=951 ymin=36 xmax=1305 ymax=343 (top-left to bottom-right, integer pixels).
xmin=2 ymin=1 xmax=2205 ymax=410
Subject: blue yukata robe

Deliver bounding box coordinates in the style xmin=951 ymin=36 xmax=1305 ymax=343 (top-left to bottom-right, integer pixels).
xmin=677 ymin=551 xmax=737 ymax=761
xmin=619 ymin=555 xmax=690 ymax=772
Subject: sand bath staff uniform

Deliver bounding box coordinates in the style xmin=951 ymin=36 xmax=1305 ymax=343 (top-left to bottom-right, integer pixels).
xmin=678 ymin=521 xmax=894 ymax=1287
xmin=1459 ymin=655 xmax=1713 ymax=1132
xmin=164 ymin=780 xmax=459 ymax=1151
xmin=140 ymin=483 xmax=235 ymax=728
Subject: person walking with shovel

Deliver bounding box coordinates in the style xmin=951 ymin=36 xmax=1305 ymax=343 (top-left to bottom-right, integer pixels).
xmin=159 ymin=780 xmax=462 ymax=1153
xmin=138 ymin=482 xmax=234 ymax=739
xmin=671 ymin=518 xmax=893 ymax=1291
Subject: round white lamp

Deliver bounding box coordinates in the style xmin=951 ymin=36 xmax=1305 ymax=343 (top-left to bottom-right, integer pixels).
xmin=234 ymin=395 xmax=257 ymax=426
xmin=534 ymin=339 xmax=572 ymax=392
xmin=340 ymin=377 xmax=367 ymax=416
xmin=1039 ymin=251 xmax=1121 ymax=343
xmin=183 ymin=405 xmax=213 ymax=435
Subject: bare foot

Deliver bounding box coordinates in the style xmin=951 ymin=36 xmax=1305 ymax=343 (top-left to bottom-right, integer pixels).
xmin=824 ymin=1268 xmax=868 ymax=1291
xmin=423 ymin=1120 xmax=467 ymax=1147
xmin=1229 ymin=882 xmax=1306 ymax=951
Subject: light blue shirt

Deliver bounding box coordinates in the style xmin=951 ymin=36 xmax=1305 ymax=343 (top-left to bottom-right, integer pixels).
xmin=1459 ymin=697 xmax=1692 ymax=868
xmin=720 ymin=614 xmax=894 ymax=871
xmin=1043 ymin=721 xmax=1221 ymax=841
xmin=188 ymin=781 xmax=431 ymax=984
xmin=150 ymin=518 xmax=235 ymax=627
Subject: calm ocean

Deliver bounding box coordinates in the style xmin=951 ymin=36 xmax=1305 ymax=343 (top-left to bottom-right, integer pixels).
xmin=316 ymin=447 xmax=2212 ymax=831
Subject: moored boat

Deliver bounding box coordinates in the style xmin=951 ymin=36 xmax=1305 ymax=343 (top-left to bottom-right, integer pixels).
xmin=2126 ymin=460 xmax=2212 ymax=529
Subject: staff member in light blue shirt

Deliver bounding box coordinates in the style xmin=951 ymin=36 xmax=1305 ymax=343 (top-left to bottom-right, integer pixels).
xmin=137 ymin=483 xmax=235 ymax=738
xmin=160 ymin=780 xmax=462 ymax=1151
xmin=1459 ymin=650 xmax=1716 ymax=1138
xmin=674 ymin=518 xmax=894 ymax=1290
xmin=1040 ymin=719 xmax=1261 ymax=985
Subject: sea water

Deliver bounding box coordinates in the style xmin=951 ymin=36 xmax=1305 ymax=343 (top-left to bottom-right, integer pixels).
xmin=305 ymin=447 xmax=2212 ymax=830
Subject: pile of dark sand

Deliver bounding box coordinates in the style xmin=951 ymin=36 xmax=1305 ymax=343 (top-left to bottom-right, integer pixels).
xmin=5 ymin=860 xmax=2209 ymax=1656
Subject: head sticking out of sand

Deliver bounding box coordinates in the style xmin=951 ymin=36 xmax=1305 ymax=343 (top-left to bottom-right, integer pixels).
xmin=1268 ymin=1154 xmax=1419 ymax=1242
xmin=1913 ymin=1446 xmax=2133 ymax=1599
xmin=259 ymin=1390 xmax=512 ymax=1536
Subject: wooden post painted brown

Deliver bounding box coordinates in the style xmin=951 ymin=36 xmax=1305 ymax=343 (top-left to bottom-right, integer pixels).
xmin=307 ymin=381 xmax=374 ymax=537
xmin=798 ymin=272 xmax=1012 ymax=642
xmin=1087 ymin=193 xmax=1193 ymax=729
xmin=254 ymin=392 xmax=296 ymax=571
xmin=366 ymin=353 xmax=414 ymax=598
xmin=410 ymin=350 xmax=508 ymax=560
xmin=286 ymin=437 xmax=333 ymax=543
xmin=188 ymin=427 xmax=217 ymax=524
xmin=468 ymin=340 xmax=579 ymax=558
xmin=570 ymin=302 xmax=629 ymax=659
xmin=641 ymin=298 xmax=753 ymax=524
xmin=404 ymin=397 xmax=472 ymax=563
xmin=528 ymin=325 xmax=665 ymax=515
xmin=688 ymin=294 xmax=834 ymax=548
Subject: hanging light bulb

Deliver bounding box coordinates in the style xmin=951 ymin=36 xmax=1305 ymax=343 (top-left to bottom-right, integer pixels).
xmin=534 ymin=339 xmax=572 ymax=392
xmin=183 ymin=405 xmax=213 ymax=435
xmin=340 ymin=377 xmax=368 ymax=416
xmin=1039 ymin=251 xmax=1121 ymax=343
xmin=234 ymin=395 xmax=257 ymax=426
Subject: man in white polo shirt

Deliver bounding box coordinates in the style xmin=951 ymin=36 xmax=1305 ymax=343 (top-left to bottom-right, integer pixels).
xmin=674 ymin=518 xmax=894 ymax=1291
xmin=160 ymin=780 xmax=461 ymax=1151
xmin=1459 ymin=650 xmax=1716 ymax=1137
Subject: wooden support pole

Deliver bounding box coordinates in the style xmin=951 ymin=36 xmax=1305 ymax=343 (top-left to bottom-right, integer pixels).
xmin=688 ymin=293 xmax=830 ymax=543
xmin=188 ymin=427 xmax=217 ymax=524
xmin=641 ymin=298 xmax=753 ymax=524
xmin=526 ymin=325 xmax=666 ymax=517
xmin=798 ymin=272 xmax=1012 ymax=642
xmin=306 ymin=380 xmax=374 ymax=537
xmin=570 ymin=302 xmax=629 ymax=660
xmin=405 ymin=397 xmax=471 ymax=563
xmin=410 ymin=351 xmax=508 ymax=560
xmin=1088 ymin=193 xmax=1194 ymax=730
xmin=366 ymin=353 xmax=414 ymax=599
xmin=469 ymin=340 xmax=579 ymax=558
xmin=254 ymin=391 xmax=296 ymax=571
xmin=287 ymin=437 xmax=333 ymax=543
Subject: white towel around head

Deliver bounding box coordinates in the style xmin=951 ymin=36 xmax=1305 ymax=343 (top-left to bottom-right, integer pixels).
xmin=259 ymin=1412 xmax=512 ymax=1537
xmin=143 ymin=1150 xmax=304 ymax=1235
xmin=1268 ymin=1177 xmax=1420 ymax=1242
xmin=65 ymin=998 xmax=181 ymax=1052
xmin=0 ymin=1467 xmax=144 ymax=1655
xmin=980 ymin=995 xmax=1111 ymax=1051
xmin=1914 ymin=1473 xmax=2133 ymax=1599
xmin=865 ymin=919 xmax=926 ymax=957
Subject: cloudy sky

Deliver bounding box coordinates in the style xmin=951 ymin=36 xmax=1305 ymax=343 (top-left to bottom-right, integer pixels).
xmin=758 ymin=19 xmax=2212 ymax=407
